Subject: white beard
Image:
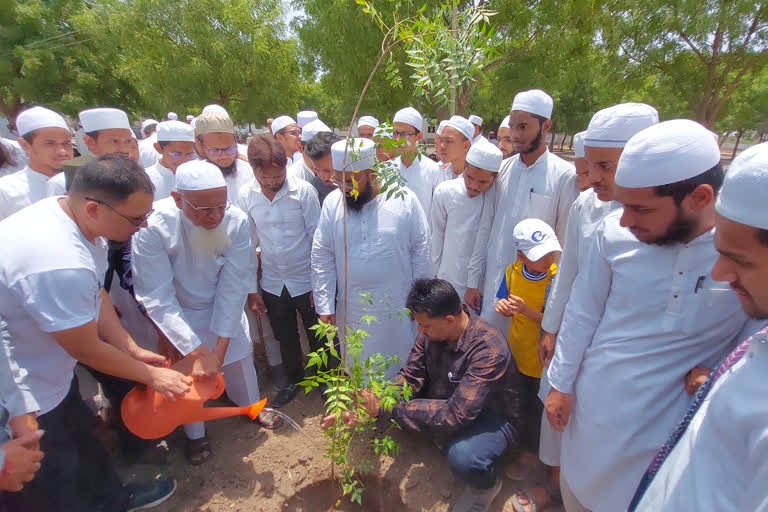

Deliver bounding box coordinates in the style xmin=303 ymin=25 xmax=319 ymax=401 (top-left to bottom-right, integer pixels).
xmin=188 ymin=223 xmax=232 ymax=257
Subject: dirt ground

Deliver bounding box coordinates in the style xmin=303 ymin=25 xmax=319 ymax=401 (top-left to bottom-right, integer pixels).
xmin=112 ymin=367 xmax=564 ymax=512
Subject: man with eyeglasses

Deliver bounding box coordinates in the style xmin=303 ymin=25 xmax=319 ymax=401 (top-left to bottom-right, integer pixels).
xmin=132 ymin=160 xmax=281 ymax=465
xmin=271 ymin=115 xmax=302 ymax=167
xmin=194 ymin=110 xmax=255 ymax=209
xmin=392 ymin=107 xmax=445 ymax=219
xmin=437 ymin=115 xmax=473 ymax=180
xmin=0 ymin=155 xmax=192 ymax=511
xmin=145 ymin=121 xmax=197 ymax=200
xmin=0 ymin=106 xmax=72 ymax=221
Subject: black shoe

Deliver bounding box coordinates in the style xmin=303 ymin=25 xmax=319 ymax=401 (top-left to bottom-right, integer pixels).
xmin=270 ymin=384 xmax=298 ymax=408
xmin=126 ymin=479 xmax=177 ymax=511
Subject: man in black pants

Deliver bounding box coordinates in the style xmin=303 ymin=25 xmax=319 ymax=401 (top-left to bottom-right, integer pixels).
xmin=242 ymin=134 xmax=324 ymax=407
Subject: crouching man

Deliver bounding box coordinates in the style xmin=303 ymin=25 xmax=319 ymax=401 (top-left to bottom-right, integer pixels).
xmin=322 ymin=278 xmax=521 ymax=512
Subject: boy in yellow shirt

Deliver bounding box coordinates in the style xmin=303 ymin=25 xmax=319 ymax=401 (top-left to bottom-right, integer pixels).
xmin=495 ymin=219 xmax=561 ymax=485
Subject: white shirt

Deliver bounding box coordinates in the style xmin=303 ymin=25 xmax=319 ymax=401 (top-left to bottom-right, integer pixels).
xmin=0 ymin=197 xmax=107 ymax=414
xmin=223 ymin=159 xmax=255 ymax=210
xmin=469 ymin=149 xmax=578 ymax=333
xmin=394 ymin=154 xmax=445 ymax=221
xmin=634 ymin=321 xmax=768 ymax=512
xmin=0 ymin=138 xmax=28 ymax=177
xmin=0 ymin=166 xmax=55 ymax=221
xmin=540 ymin=189 xmax=619 ymax=333
xmin=242 ymin=176 xmax=320 ymax=297
xmin=548 ymin=211 xmax=748 ymax=511
xmin=287 ymin=157 xmax=314 ymax=182
xmin=145 ymin=161 xmax=175 ymax=201
xmin=131 ymin=198 xmax=256 ymax=365
xmin=311 ymin=188 xmax=431 ymax=377
xmin=138 ymin=133 xmax=159 ymax=168
xmin=46 ymin=171 xmax=67 ymax=197
xmin=430 ymin=177 xmax=486 ymax=301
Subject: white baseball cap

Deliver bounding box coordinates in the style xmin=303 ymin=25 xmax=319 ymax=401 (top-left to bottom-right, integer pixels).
xmin=513 ymin=218 xmax=562 ymax=261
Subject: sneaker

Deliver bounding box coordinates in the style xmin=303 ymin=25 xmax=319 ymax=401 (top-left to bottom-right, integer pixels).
xmin=126 ymin=479 xmax=177 ymax=511
xmin=451 ymin=476 xmax=502 ymax=512
xmin=270 ymin=384 xmax=298 ymax=408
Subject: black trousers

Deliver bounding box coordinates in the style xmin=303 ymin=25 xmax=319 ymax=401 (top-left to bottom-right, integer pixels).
xmin=519 ymin=374 xmax=543 ymax=453
xmin=262 ymin=287 xmax=323 ymax=387
xmin=0 ymin=376 xmax=129 ymax=512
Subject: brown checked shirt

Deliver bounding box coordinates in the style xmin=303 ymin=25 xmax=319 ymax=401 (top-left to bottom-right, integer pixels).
xmin=383 ymin=306 xmax=522 ymax=436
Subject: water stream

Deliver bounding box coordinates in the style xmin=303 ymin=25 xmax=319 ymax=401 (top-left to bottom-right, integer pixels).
xmin=264 ymin=407 xmax=322 ymax=448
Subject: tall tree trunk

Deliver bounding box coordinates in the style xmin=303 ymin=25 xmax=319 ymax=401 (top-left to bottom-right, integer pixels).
xmin=560 ymin=133 xmax=569 ymax=151
xmin=0 ymin=96 xmax=24 ymax=131
xmin=731 ymin=129 xmax=744 ymax=160
xmin=549 ymin=131 xmax=556 ymax=147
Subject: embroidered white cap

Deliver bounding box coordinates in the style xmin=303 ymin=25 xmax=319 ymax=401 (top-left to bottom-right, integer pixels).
xmin=271 ymin=115 xmax=296 ymax=134
xmin=16 ymin=106 xmax=69 ymax=136
xmin=468 ymin=115 xmax=483 ymax=126
xmin=79 ymin=108 xmax=131 ymax=132
xmin=466 ymin=138 xmax=503 ymax=173
xmin=573 ymin=131 xmax=586 ymax=158
xmin=444 ymin=115 xmax=474 ymax=141
xmin=296 ymin=110 xmax=318 ymax=128
xmin=156 ymin=121 xmax=195 ymax=143
xmin=716 ymin=142 xmax=768 ymax=229
xmin=584 ymin=103 xmax=659 ymax=148
xmin=175 ymin=160 xmax=226 ymax=191
xmin=393 ymin=107 xmax=422 ymax=130
xmin=301 ymin=119 xmax=332 ymax=142
xmin=511 ymin=89 xmax=553 ymax=119
xmin=331 ymin=138 xmax=376 ymax=172
xmin=358 ymin=116 xmax=379 ymax=129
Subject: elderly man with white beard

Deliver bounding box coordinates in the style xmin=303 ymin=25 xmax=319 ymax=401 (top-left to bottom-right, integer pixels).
xmin=131 ymin=160 xmax=281 ymax=466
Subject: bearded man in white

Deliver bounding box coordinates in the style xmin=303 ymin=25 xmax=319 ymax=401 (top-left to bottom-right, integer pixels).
xmin=132 ymin=160 xmax=280 ymax=466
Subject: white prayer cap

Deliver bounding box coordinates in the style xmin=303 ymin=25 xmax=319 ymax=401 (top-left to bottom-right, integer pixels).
xmin=499 ymin=115 xmax=510 ymax=130
xmin=513 ymin=218 xmax=562 ymax=262
xmin=301 ymin=119 xmax=331 ymax=142
xmin=374 ymin=124 xmax=393 ymax=139
xmin=511 ymin=89 xmax=553 ymax=119
xmin=584 ymin=103 xmax=659 ymax=148
xmin=202 ymin=104 xmax=227 ymax=115
xmin=573 ymin=131 xmax=586 ymax=158
xmin=296 ymin=110 xmax=318 ymax=128
xmin=444 ymin=115 xmax=474 ymax=141
xmin=271 ymin=115 xmax=296 ymax=134
xmin=194 ymin=110 xmax=234 ymax=135
xmin=167 ymin=112 xmax=178 ymax=121
xmin=175 ymin=160 xmax=226 ymax=191
xmin=16 ymin=106 xmax=69 ymax=136
xmin=466 ymin=138 xmax=503 ymax=173
xmin=436 ymin=120 xmax=448 ymax=136
xmin=156 ymin=121 xmax=194 ymax=142
xmin=358 ymin=116 xmax=379 ymax=129
xmin=615 ymin=119 xmax=721 ymax=188
xmin=186 ymin=114 xmax=195 ymax=121
xmin=331 ymin=138 xmax=376 ymax=172
xmin=393 ymin=107 xmax=422 ymax=130
xmin=468 ymin=115 xmax=483 ymax=126
xmin=716 ymin=142 xmax=768 ymax=230
xmin=79 ymin=108 xmax=131 ymax=132
xmin=141 ymin=119 xmax=159 ymax=132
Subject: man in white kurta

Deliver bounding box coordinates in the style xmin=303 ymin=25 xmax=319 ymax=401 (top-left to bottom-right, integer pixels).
xmin=144 ymin=121 xmax=196 ymax=200
xmin=132 ymin=160 xmax=275 ymax=456
xmin=436 ymin=116 xmax=473 ymax=180
xmin=431 ymin=139 xmax=501 ymax=303
xmin=312 ymin=138 xmax=431 ymax=379
xmin=0 ymin=106 xmax=72 ymax=221
xmin=138 ymin=119 xmax=160 ymax=168
xmin=466 ymin=90 xmax=578 ymax=335
xmin=287 ymin=118 xmax=332 ymax=182
xmin=392 ymin=107 xmax=445 ymax=218
xmin=546 ymin=120 xmax=748 ymax=511
xmin=630 ymin=142 xmax=768 ymax=512
xmin=271 ymin=115 xmax=302 ymax=168
xmin=194 ymin=110 xmax=254 ymax=210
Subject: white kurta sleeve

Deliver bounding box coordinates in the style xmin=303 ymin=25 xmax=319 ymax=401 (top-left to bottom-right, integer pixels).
xmin=541 ymin=198 xmax=581 ymax=333
xmin=466 ymin=184 xmax=496 ymax=289
xmin=430 ymin=188 xmax=448 ymax=276
xmin=745 ymin=436 xmax=768 ymax=512
xmin=409 ymin=195 xmax=432 ymax=280
xmin=547 ymin=224 xmax=612 ymax=394
xmin=132 ymin=225 xmax=204 ymax=356
xmin=554 ymin=170 xmax=579 ymax=245
xmin=311 ymin=200 xmax=338 ymax=316
xmin=211 ymin=217 xmax=255 ymax=338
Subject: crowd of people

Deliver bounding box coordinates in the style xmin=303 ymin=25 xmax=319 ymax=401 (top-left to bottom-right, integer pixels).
xmin=0 ymin=88 xmax=765 ymax=512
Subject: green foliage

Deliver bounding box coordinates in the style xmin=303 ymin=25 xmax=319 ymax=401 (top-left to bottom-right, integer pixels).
xmin=301 ymin=302 xmax=411 ymax=505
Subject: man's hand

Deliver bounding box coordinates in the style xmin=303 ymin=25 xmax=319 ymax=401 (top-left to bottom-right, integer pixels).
xmin=685 ymin=367 xmax=711 ymax=395
xmin=320 ymin=411 xmax=358 ymax=430
xmin=464 ymin=288 xmax=482 ymax=311
xmin=0 ymin=430 xmax=44 ymax=492
xmin=148 ymin=366 xmax=193 ymax=401
xmin=127 ymin=345 xmax=167 ymax=366
xmin=9 ymin=414 xmax=39 ymax=447
xmin=318 ymin=314 xmax=336 ymax=326
xmin=247 ymin=293 xmax=267 ymax=315
xmin=360 ymin=389 xmax=381 ymax=419
xmin=189 ymin=345 xmax=222 ymax=380
xmin=545 ymin=388 xmax=573 ymax=433
xmin=538 ymin=331 xmax=557 ymax=367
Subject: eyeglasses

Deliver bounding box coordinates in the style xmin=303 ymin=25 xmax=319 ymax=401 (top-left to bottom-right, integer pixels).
xmin=201 ymin=143 xmax=238 ymax=157
xmin=169 ymin=151 xmax=197 ymax=160
xmin=280 ymin=129 xmax=301 ymax=138
xmin=85 ymin=197 xmax=154 ymax=227
xmin=392 ymin=130 xmax=417 ymax=139
xmin=181 ymin=197 xmax=231 ymax=214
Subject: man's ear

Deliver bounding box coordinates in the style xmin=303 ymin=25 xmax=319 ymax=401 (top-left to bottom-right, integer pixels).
xmin=84 ymin=134 xmax=98 ymax=153
xmin=686 ymin=184 xmax=716 ymax=212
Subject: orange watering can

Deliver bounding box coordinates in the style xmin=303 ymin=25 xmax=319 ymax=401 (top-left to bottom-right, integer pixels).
xmin=121 ymin=372 xmax=267 ymax=439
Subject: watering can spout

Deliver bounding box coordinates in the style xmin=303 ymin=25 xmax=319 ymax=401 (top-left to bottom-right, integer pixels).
xmin=121 ymin=373 xmax=268 ymax=439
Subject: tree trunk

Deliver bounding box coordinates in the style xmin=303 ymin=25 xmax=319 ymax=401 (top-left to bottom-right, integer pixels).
xmin=718 ymin=131 xmax=729 ymax=148
xmin=0 ymin=96 xmax=24 ymax=131
xmin=731 ymin=129 xmax=744 ymax=160
xmin=549 ymin=131 xmax=556 ymax=147
xmin=560 ymin=133 xmax=569 ymax=151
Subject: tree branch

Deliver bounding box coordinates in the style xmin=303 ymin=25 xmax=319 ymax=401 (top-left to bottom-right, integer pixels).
xmin=678 ymin=31 xmax=707 ymax=63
